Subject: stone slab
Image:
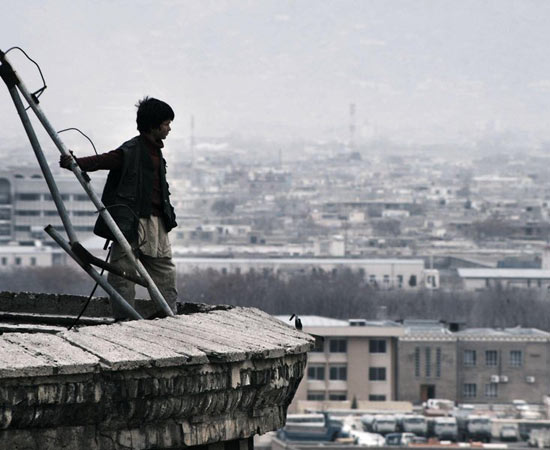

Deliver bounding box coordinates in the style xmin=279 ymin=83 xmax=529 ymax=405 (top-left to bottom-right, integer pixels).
xmin=61 ymin=323 xmax=195 ymax=371
xmin=0 ymin=338 xmax=55 ymax=378
xmin=0 ymin=305 xmax=312 ymax=376
xmin=215 ymin=307 xmax=314 ymax=353
xmin=1 ymin=333 xmax=100 ymax=377
xmin=202 ymin=308 xmax=310 ymax=358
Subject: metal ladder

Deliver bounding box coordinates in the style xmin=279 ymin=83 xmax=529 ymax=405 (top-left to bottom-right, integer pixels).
xmin=0 ymin=49 xmax=174 ymax=320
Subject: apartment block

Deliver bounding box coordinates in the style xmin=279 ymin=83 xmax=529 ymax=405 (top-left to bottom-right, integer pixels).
xmin=281 ymin=316 xmax=405 ymax=413
xmin=397 ymin=321 xmax=458 ymax=402
xmin=398 ymin=322 xmax=550 ymax=405
xmin=0 ymin=167 xmax=104 ymax=244
xmin=455 ymin=328 xmax=550 ymax=404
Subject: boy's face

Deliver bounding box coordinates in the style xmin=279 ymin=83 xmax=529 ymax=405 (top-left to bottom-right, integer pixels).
xmin=152 ymin=120 xmax=172 ymax=140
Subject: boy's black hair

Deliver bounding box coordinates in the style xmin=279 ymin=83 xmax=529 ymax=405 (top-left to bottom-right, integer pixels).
xmin=136 ymin=96 xmax=175 ymax=133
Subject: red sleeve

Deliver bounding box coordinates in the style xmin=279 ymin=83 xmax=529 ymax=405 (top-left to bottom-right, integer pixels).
xmin=75 ymin=149 xmax=123 ymax=172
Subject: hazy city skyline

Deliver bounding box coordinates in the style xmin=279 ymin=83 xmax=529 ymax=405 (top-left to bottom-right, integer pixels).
xmin=2 ymin=0 xmax=550 ymax=152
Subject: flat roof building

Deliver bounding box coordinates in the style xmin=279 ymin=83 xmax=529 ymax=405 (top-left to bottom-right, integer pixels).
xmin=278 ymin=315 xmax=409 ymax=413
xmin=398 ymin=322 xmax=550 ymax=405
xmin=457 ymin=268 xmax=550 ymax=290
xmin=174 ymin=257 xmax=439 ymax=290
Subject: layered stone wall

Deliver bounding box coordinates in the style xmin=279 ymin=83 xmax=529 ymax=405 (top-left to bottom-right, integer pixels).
xmin=0 ymin=294 xmax=313 ymax=449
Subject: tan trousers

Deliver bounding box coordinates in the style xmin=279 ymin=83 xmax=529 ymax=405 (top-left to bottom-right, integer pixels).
xmin=107 ymin=216 xmax=177 ymax=319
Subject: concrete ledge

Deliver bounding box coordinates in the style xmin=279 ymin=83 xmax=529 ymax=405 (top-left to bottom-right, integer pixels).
xmin=0 ymin=293 xmax=314 ymax=450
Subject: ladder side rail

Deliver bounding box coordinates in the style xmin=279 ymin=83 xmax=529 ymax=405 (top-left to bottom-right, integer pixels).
xmin=45 ymin=226 xmax=142 ymax=320
xmin=6 ymin=85 xmax=78 ymax=244
xmin=1 ymin=52 xmax=174 ymax=317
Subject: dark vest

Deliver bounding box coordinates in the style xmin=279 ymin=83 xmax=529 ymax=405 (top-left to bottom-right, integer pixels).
xmin=93 ymin=136 xmax=177 ymax=242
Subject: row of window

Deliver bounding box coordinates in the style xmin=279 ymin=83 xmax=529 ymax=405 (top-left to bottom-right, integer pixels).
xmin=414 ymin=347 xmax=442 ymax=378
xmin=308 ymin=365 xmax=387 ymax=382
xmin=414 ymin=347 xmax=523 ymax=378
xmin=463 ymin=350 xmax=522 ymax=367
xmin=15 ymin=193 xmax=91 ymax=201
xmin=14 ymin=225 xmax=94 ymax=232
xmin=0 ymin=256 xmax=37 ymax=266
xmin=312 ymin=338 xmax=387 ymax=354
xmin=15 ymin=210 xmax=96 ymax=217
xmin=306 ymin=391 xmax=387 ymax=402
xmin=463 ymin=382 xmax=498 ymax=398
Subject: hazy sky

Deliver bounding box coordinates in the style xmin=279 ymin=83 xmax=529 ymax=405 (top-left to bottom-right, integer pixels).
xmin=2 ymin=0 xmax=550 ymax=150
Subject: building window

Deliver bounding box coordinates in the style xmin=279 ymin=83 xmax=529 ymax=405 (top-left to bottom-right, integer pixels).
xmin=1 ymin=257 xmax=6 ymax=265
xmin=329 ymin=365 xmax=347 ymax=380
xmin=436 ymin=348 xmax=441 ymax=378
xmin=307 ymin=365 xmax=325 ymax=381
xmin=369 ymin=394 xmax=386 ymax=401
xmin=369 ymin=367 xmax=386 ymax=381
xmin=464 ymin=350 xmax=476 ymax=367
xmin=485 ymin=383 xmax=498 ymax=398
xmin=510 ymin=350 xmax=523 ymax=367
xmin=15 ymin=257 xmax=21 ymax=265
xmin=73 ymin=194 xmax=89 ymax=201
xmin=16 ymin=193 xmax=40 ymax=201
xmin=307 ymin=391 xmax=325 ymax=401
xmin=73 ymin=210 xmax=96 ymax=216
xmin=425 ymin=348 xmax=432 ymax=377
xmin=311 ymin=337 xmax=324 ymax=353
xmin=463 ymin=383 xmax=477 ymax=398
xmin=397 ymin=275 xmax=403 ymax=288
xmin=414 ymin=347 xmax=420 ymax=377
xmin=74 ymin=226 xmax=94 ymax=232
xmin=16 ymin=210 xmax=40 ymax=216
xmin=383 ymin=274 xmax=390 ymax=286
xmin=485 ymin=350 xmax=498 ymax=367
xmin=369 ymin=339 xmax=386 ymax=353
xmin=15 ymin=225 xmax=30 ymax=232
xmin=329 ymin=338 xmax=347 ymax=353
xmin=328 ymin=392 xmax=347 ymax=401
xmin=30 ymin=257 xmax=36 ymax=266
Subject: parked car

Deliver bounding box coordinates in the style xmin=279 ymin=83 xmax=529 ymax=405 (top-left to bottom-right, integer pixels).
xmin=433 ymin=416 xmax=458 ymax=442
xmin=372 ymin=415 xmax=397 ymax=435
xmin=385 ymin=432 xmax=417 ymax=446
xmin=528 ymin=428 xmax=550 ymax=448
xmin=360 ymin=414 xmax=376 ymax=432
xmin=277 ymin=412 xmax=350 ymax=442
xmin=401 ymin=414 xmax=427 ymax=436
xmin=500 ymin=424 xmax=519 ymax=442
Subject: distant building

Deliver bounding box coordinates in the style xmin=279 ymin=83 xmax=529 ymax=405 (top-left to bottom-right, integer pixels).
xmin=0 ymin=168 xmax=104 ymax=244
xmin=313 ymin=236 xmax=345 ymax=257
xmin=173 ymin=257 xmax=439 ymax=289
xmin=455 ymin=327 xmax=550 ymax=405
xmin=457 ymin=268 xmax=550 ymax=290
xmin=280 ymin=316 xmax=408 ymax=413
xmin=398 ymin=321 xmax=550 ymax=405
xmin=397 ymin=321 xmax=459 ymax=403
xmin=0 ymin=244 xmax=67 ymax=268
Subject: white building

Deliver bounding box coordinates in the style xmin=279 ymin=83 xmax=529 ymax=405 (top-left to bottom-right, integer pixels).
xmin=457 ymin=268 xmax=550 ymax=290
xmin=0 ymin=167 xmax=104 ymax=244
xmin=276 ymin=316 xmax=409 ymax=413
xmin=173 ymin=257 xmax=439 ymax=289
xmin=0 ymin=244 xmax=67 ymax=269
